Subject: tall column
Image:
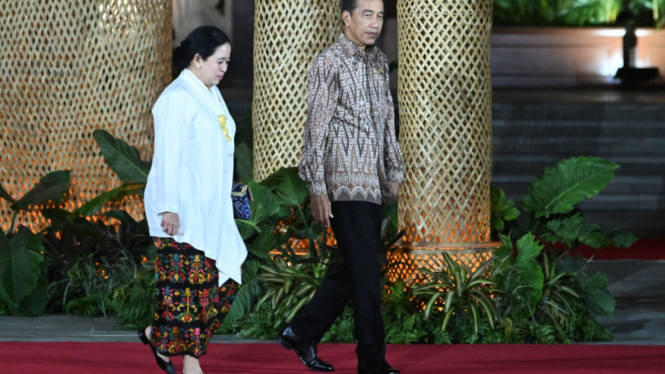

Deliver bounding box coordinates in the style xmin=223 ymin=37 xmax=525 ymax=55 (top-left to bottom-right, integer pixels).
xmin=394 ymin=0 xmax=496 ymax=282
xmin=0 ymin=0 xmax=172 ymax=231
xmin=252 ymin=1 xmax=340 ymax=181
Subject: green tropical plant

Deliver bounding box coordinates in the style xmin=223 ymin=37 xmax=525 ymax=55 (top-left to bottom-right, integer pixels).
xmin=494 ymin=233 xmax=545 ymax=313
xmin=108 ymin=246 xmax=156 ymax=329
xmin=0 ymin=125 xmax=630 ymax=346
xmin=255 ymin=242 xmax=332 ymax=328
xmin=489 ymin=156 xmax=635 ymax=343
xmin=92 ymin=130 xmax=151 ymax=184
xmin=0 ymin=171 xmax=71 ymax=316
xmin=62 ymin=130 xmax=152 ymax=220
xmin=521 ymin=157 xmax=618 ymax=219
xmin=493 ymin=0 xmax=664 ymax=27
xmin=43 ymin=212 xmax=153 ymax=318
xmin=413 ymin=253 xmax=498 ymax=334
xmin=496 ymin=156 xmax=637 ymax=254
xmin=492 ymin=233 xmax=613 ymax=343
xmin=561 ymin=0 xmax=624 ymax=25
xmin=0 ymin=171 xmax=71 ymax=233
xmin=0 ymin=229 xmax=46 ymax=315
xmin=490 ymin=185 xmax=521 ymax=237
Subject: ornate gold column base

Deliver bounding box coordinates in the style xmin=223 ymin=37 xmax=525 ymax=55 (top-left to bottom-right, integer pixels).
xmin=387 ymin=242 xmax=501 ymax=285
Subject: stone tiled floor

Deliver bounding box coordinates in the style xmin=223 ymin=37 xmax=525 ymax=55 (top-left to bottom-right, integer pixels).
xmin=1 ymin=260 xmax=663 ymax=345
xmin=0 ymin=314 xmax=267 ymax=344
xmin=588 ymin=260 xmax=665 ymax=345
xmin=492 ymin=87 xmax=665 ymax=104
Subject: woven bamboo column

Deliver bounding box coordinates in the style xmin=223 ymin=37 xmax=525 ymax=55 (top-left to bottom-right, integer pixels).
xmin=252 ymin=1 xmax=340 ymax=181
xmin=391 ymin=0 xmax=497 ymax=283
xmin=0 ymin=0 xmax=172 ymax=231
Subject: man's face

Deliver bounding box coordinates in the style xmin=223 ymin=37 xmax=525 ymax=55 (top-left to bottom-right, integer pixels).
xmin=343 ymin=0 xmax=384 ymax=49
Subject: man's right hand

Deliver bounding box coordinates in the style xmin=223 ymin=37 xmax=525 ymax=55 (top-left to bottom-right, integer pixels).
xmin=311 ymin=195 xmax=334 ymax=227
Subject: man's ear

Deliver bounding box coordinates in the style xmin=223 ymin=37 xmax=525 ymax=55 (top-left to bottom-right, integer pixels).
xmin=342 ymin=10 xmax=351 ymax=27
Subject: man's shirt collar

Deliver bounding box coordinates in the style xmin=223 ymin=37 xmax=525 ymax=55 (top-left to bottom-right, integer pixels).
xmin=338 ymin=33 xmax=379 ymax=61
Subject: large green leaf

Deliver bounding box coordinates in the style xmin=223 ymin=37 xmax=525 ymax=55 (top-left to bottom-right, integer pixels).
xmin=70 ymin=182 xmax=145 ymax=218
xmin=583 ymin=271 xmax=609 ymax=290
xmin=261 ymin=167 xmax=309 ymax=208
xmin=608 ymin=229 xmax=638 ymax=248
xmin=41 ymin=208 xmax=71 ymax=231
xmin=579 ymin=232 xmax=611 ymax=249
xmin=513 ymin=233 xmax=545 ymax=311
xmin=222 ymin=280 xmax=261 ymax=326
xmin=222 ymin=258 xmax=262 ymax=325
xmin=234 ymin=143 xmax=254 ymax=184
xmin=493 ymin=234 xmax=514 ymax=265
xmin=9 ymin=268 xmax=49 ymax=317
xmin=543 ymin=213 xmax=609 ymax=248
xmin=521 ymin=157 xmax=619 ymax=218
xmin=0 ymin=230 xmax=44 ymax=309
xmin=490 ymin=186 xmax=521 ymax=232
xmin=13 ymin=171 xmax=71 ymax=211
xmin=581 ymin=272 xmax=615 ymax=316
xmin=93 ymin=130 xmax=151 ymax=183
xmin=247 ymin=180 xmax=280 ymax=226
xmin=515 ymin=233 xmax=543 ymax=268
xmin=104 ymin=210 xmax=138 ymax=226
xmin=543 ymin=214 xmax=586 ymax=247
xmin=0 ymin=182 xmax=15 ymax=204
xmin=586 ymin=288 xmax=615 ymax=316
xmin=523 ymin=262 xmax=544 ymax=312
xmin=248 ymin=228 xmax=290 ymax=258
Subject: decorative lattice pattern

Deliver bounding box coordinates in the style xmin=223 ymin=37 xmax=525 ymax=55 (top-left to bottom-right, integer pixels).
xmin=252 ymin=0 xmax=341 ymax=181
xmin=397 ymin=0 xmax=494 ymax=246
xmin=387 ymin=246 xmax=496 ymax=285
xmin=0 ymin=0 xmax=172 ymax=231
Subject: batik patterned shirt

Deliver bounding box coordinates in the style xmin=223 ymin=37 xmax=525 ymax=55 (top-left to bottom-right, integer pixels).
xmin=298 ymin=33 xmax=404 ymax=205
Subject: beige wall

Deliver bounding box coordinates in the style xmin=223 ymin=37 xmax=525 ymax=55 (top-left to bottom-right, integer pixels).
xmin=173 ymin=0 xmax=234 ymax=45
xmin=491 ymin=27 xmax=664 ymax=87
xmin=638 ymin=29 xmax=665 ymax=74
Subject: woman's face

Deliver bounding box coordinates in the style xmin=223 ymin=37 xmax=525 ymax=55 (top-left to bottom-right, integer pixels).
xmin=192 ymin=43 xmax=231 ymax=88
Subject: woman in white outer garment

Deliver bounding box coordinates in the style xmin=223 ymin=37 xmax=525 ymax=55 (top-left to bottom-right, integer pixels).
xmin=137 ymin=26 xmax=247 ymax=374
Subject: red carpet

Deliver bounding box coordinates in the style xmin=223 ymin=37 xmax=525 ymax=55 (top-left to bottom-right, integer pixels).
xmin=573 ymin=237 xmax=665 ymax=260
xmin=2 ymin=342 xmax=665 ymax=374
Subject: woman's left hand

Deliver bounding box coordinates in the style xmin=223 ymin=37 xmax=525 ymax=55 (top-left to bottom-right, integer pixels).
xmin=161 ymin=212 xmax=180 ymax=236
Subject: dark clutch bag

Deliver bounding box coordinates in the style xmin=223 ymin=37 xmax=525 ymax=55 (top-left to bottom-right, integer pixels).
xmin=231 ymin=183 xmax=253 ymax=220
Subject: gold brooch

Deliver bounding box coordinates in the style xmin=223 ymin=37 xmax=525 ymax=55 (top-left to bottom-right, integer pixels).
xmin=378 ymin=68 xmax=382 ymax=74
xmin=218 ymin=114 xmax=232 ymax=142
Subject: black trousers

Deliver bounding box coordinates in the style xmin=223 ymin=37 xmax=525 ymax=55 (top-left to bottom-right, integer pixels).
xmin=290 ymin=201 xmax=385 ymax=362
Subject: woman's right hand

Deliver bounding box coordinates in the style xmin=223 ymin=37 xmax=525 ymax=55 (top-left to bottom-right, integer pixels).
xmin=161 ymin=212 xmax=180 ymax=236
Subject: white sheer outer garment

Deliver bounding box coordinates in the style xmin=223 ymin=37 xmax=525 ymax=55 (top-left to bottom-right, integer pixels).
xmin=144 ymin=69 xmax=247 ymax=286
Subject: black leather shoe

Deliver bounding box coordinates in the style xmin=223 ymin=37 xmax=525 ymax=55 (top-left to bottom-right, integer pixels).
xmin=138 ymin=328 xmax=176 ymax=374
xmin=276 ymin=325 xmax=334 ymax=372
xmin=358 ymin=360 xmax=401 ymax=374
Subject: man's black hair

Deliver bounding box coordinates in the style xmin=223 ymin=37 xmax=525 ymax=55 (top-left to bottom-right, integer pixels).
xmin=341 ymin=0 xmax=359 ymax=15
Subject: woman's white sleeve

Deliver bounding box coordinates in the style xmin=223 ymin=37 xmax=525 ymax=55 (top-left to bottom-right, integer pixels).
xmin=151 ymin=92 xmax=191 ymax=214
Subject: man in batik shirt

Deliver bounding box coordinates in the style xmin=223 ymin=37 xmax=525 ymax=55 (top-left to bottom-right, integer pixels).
xmin=276 ymin=1 xmax=403 ymax=374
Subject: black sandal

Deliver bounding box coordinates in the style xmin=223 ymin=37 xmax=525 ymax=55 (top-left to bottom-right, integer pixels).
xmin=138 ymin=328 xmax=176 ymax=374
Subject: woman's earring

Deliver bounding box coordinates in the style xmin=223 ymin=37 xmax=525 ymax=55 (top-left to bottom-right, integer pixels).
xmin=197 ymin=65 xmax=201 ymax=69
